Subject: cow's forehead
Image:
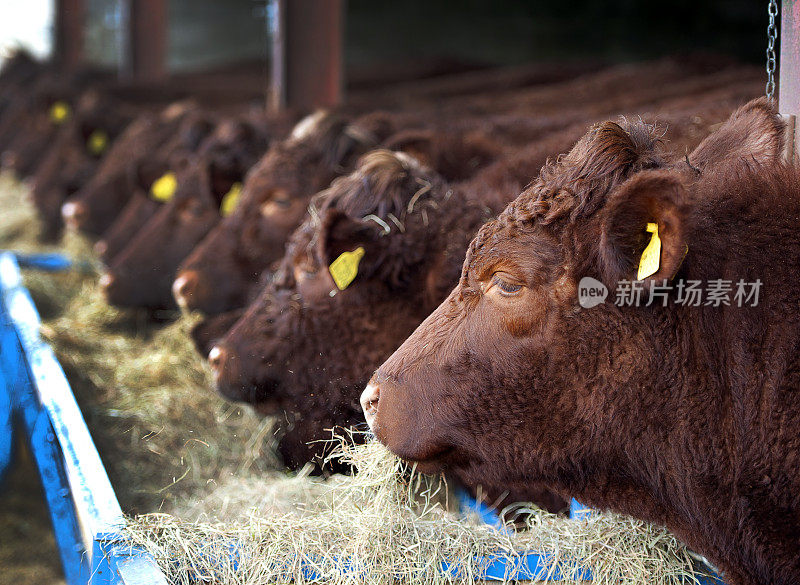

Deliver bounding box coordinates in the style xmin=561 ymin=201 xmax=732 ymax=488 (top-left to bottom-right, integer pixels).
xmin=465 ymin=208 xmax=564 ymax=280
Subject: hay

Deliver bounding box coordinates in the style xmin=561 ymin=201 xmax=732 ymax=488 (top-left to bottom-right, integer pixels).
xmin=0 ymin=176 xmax=280 ymax=513
xmin=0 ymin=171 xmax=45 ymax=252
xmin=123 ymin=440 xmax=712 ymax=585
xmin=38 ymin=283 xmax=282 ymax=512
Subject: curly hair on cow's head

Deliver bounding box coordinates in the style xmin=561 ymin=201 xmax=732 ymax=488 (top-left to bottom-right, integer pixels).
xmin=459 ymin=119 xmax=666 ymax=289
xmin=278 ymin=149 xmax=465 ymax=293
xmin=310 ymin=149 xmax=450 ymax=230
xmin=512 ymin=119 xmax=665 ymax=226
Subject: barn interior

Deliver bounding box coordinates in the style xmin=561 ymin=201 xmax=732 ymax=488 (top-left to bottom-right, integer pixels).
xmin=0 ymin=1 xmax=791 ymax=584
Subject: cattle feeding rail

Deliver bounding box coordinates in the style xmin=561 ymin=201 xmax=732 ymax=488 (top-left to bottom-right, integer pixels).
xmin=0 ymin=250 xmax=724 ymax=584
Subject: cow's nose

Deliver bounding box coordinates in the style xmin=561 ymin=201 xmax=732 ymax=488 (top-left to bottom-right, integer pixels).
xmin=61 ymin=201 xmax=87 ymax=229
xmin=208 ymin=345 xmax=225 ymax=371
xmin=209 ymin=344 xmax=246 ymax=402
xmin=94 ymin=240 xmax=108 ymax=258
xmin=99 ymin=272 xmax=115 ymax=293
xmin=360 ymin=382 xmax=381 ymax=429
xmin=172 ymin=271 xmax=200 ymax=309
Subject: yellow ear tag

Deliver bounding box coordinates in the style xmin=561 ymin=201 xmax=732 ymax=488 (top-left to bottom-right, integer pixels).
xmin=150 ymin=172 xmax=178 ymax=202
xmin=219 ymin=182 xmax=242 ymax=217
xmin=329 ymin=246 xmax=365 ymax=290
xmin=49 ymin=101 xmax=70 ymax=124
xmin=87 ymin=129 xmax=108 ymax=156
xmin=637 ymin=222 xmax=661 ymax=280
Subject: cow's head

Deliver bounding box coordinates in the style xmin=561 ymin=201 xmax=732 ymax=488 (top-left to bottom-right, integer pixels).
xmin=173 ymin=110 xmax=385 ymax=315
xmin=62 ymin=102 xmax=211 ymax=236
xmin=95 ymin=117 xmax=262 ymax=264
xmin=362 ymin=98 xmax=786 ymax=494
xmin=208 ymin=150 xmax=467 ymax=420
xmin=101 ymin=118 xmax=268 ymax=309
xmin=31 ymin=90 xmax=136 ymax=241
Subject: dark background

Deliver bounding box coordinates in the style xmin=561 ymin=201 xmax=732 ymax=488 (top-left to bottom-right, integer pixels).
xmin=83 ymin=1 xmax=769 ymax=74
xmin=347 ymin=0 xmax=766 ymax=68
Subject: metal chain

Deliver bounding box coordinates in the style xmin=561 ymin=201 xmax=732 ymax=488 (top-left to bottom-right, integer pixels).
xmin=767 ymin=0 xmax=779 ymax=98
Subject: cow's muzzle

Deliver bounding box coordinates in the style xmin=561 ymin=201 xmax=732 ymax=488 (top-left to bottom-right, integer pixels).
xmin=360 ymin=382 xmax=380 ymax=430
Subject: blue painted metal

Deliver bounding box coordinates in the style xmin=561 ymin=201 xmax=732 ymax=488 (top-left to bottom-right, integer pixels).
xmin=0 ymin=275 xmax=87 ymax=584
xmin=0 ymin=252 xmax=168 ymax=585
xmin=569 ymin=498 xmax=595 ymax=520
xmin=456 ymin=487 xmax=506 ymax=529
xmin=0 ymin=366 xmax=12 ymax=487
xmin=8 ymin=251 xmax=73 ymax=272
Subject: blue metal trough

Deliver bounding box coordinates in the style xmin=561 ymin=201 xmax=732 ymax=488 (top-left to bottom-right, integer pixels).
xmin=0 ymin=250 xmax=725 ymax=584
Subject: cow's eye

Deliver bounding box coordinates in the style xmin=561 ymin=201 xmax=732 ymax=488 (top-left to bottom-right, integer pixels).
xmin=491 ymin=273 xmax=523 ymax=295
xmin=273 ymin=196 xmax=292 ymax=209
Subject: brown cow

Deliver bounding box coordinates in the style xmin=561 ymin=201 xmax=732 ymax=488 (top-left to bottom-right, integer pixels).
xmin=206 ymin=148 xmax=567 ymax=513
xmin=362 ymin=98 xmax=798 ymax=585
xmin=91 ymin=113 xmax=235 ymax=264
xmin=30 ymin=90 xmax=140 ymax=241
xmin=1 ymin=66 xmax=111 ymax=178
xmin=172 ymin=110 xmax=403 ymax=315
xmin=100 ymin=117 xmax=275 ymax=309
xmin=61 ymin=102 xmax=214 ymax=237
xmin=209 ymin=150 xmax=490 ymax=469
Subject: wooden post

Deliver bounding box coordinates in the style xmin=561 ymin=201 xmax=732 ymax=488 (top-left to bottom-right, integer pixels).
xmin=54 ymin=0 xmax=85 ymax=70
xmin=780 ymin=0 xmax=800 ymax=159
xmin=121 ymin=0 xmax=168 ymax=82
xmin=270 ymin=0 xmax=344 ymax=111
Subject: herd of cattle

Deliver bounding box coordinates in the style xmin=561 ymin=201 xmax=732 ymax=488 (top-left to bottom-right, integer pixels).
xmin=1 ymin=49 xmax=798 ymax=584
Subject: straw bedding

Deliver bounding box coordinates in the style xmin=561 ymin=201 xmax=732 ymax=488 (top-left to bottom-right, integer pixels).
xmin=0 ymin=174 xmax=715 ymax=583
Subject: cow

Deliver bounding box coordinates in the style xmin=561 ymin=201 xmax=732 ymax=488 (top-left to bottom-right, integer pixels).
xmin=203 ymin=146 xmax=569 ymax=511
xmin=99 ymin=116 xmax=278 ymax=309
xmin=0 ymin=49 xmax=42 ymax=116
xmin=171 ymin=110 xmax=406 ymax=315
xmin=94 ymin=114 xmax=286 ymax=264
xmin=61 ymin=102 xmax=214 ymax=237
xmin=1 ymin=66 xmax=111 ymax=179
xmin=361 ymin=98 xmax=798 ymax=585
xmin=30 ymin=90 xmax=140 ymax=241
xmin=172 ymin=62 xmax=762 ymax=319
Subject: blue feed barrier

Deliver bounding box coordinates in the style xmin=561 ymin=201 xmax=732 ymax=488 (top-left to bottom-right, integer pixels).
xmin=0 ymin=251 xmax=724 ymax=584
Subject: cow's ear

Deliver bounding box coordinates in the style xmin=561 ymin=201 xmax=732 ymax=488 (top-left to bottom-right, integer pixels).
xmin=130 ymin=159 xmax=167 ymax=192
xmin=318 ymin=208 xmax=385 ymax=282
xmin=598 ymin=169 xmax=690 ymax=285
xmin=689 ymin=97 xmax=785 ymax=169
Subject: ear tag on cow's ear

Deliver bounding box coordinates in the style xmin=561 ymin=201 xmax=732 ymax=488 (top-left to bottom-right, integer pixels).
xmin=49 ymin=101 xmax=70 ymax=124
xmin=219 ymin=182 xmax=242 ymax=217
xmin=329 ymin=247 xmax=365 ymax=290
xmin=87 ymin=130 xmax=108 ymax=156
xmin=637 ymin=222 xmax=661 ymax=280
xmin=150 ymin=172 xmax=178 ymax=202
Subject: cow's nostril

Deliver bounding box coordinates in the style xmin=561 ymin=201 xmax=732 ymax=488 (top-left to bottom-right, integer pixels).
xmin=172 ymin=271 xmax=199 ymax=308
xmin=61 ymin=201 xmax=87 ymax=228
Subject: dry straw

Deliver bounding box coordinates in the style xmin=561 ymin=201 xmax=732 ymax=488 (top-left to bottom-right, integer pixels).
xmin=0 ymin=175 xmax=279 ymax=513
xmin=123 ymin=439 xmax=713 ymax=585
xmin=2 ymin=176 xmax=714 ymax=583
